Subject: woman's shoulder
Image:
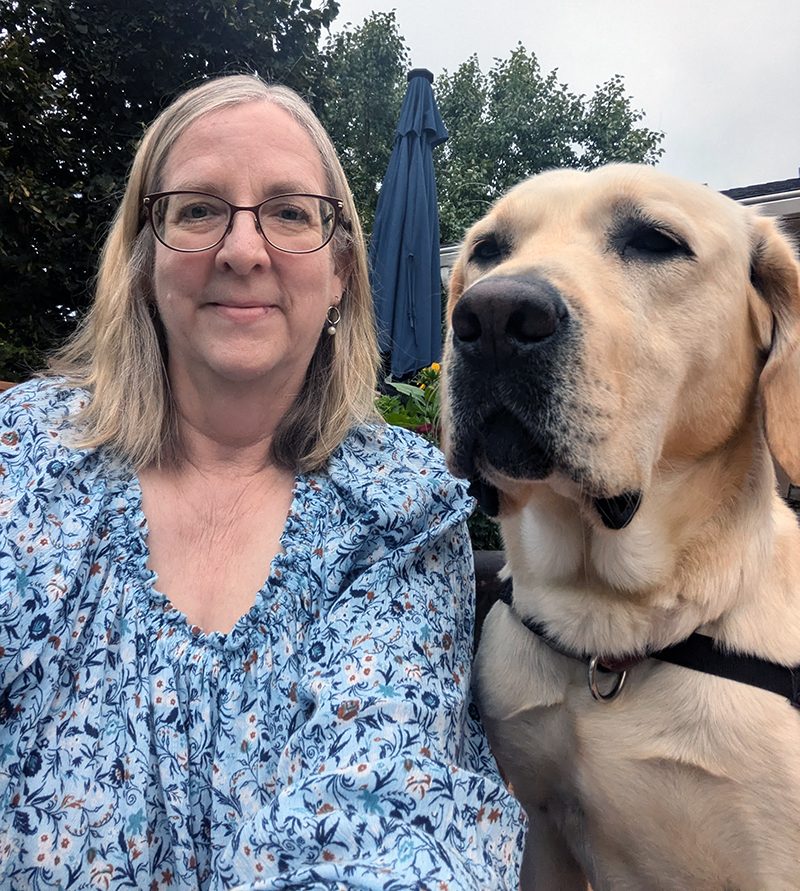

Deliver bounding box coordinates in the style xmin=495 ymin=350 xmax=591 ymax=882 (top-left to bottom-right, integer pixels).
xmin=335 ymin=422 xmax=455 ymax=481
xmin=0 ymin=378 xmax=98 ymax=491
xmin=326 ymin=422 xmax=472 ymax=519
xmin=0 ymin=377 xmax=90 ymax=444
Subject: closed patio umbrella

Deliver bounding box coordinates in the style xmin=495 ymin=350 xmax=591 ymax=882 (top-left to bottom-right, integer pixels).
xmin=369 ymin=68 xmax=448 ymax=379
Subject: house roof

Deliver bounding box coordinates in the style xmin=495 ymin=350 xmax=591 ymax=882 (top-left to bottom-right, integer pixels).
xmin=721 ymin=177 xmax=800 ymax=243
xmin=722 ymin=177 xmax=800 ymax=201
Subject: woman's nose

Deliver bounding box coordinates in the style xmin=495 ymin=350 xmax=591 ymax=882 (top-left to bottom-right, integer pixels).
xmin=215 ymin=210 xmax=271 ymax=272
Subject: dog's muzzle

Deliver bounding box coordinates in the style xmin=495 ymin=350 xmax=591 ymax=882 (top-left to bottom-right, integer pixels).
xmin=447 ymin=274 xmax=569 ymax=482
xmin=447 ymin=273 xmax=565 ymax=511
xmin=447 ymin=274 xmax=643 ymax=530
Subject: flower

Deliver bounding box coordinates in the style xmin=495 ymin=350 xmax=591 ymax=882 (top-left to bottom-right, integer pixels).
xmin=29 ymin=614 xmax=51 ymax=641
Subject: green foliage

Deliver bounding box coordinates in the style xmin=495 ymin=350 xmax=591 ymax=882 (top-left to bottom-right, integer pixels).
xmin=433 ymin=45 xmax=665 ymax=242
xmin=319 ymin=11 xmax=409 ymax=233
xmin=317 ymin=25 xmax=664 ymax=243
xmin=578 ymin=74 xmax=664 ymax=168
xmin=0 ymin=0 xmax=338 ymax=381
xmin=466 ymin=505 xmax=503 ymax=552
xmin=374 ymin=363 xmax=441 ymax=446
xmin=0 ymin=21 xmax=86 ymax=380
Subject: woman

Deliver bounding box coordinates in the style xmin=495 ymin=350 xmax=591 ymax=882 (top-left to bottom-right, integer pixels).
xmin=0 ymin=75 xmax=523 ymax=890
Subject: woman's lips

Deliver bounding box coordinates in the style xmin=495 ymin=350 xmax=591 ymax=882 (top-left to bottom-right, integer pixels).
xmin=209 ymin=302 xmax=276 ymax=322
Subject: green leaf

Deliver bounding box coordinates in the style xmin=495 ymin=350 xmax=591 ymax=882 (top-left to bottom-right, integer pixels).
xmin=387 ymin=381 xmax=428 ymax=409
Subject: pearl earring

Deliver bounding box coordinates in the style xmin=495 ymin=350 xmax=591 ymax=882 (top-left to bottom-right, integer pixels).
xmin=326 ymin=305 xmax=341 ymax=336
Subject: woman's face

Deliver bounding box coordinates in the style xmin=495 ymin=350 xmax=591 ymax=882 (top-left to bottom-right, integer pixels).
xmin=152 ymin=101 xmax=343 ymax=400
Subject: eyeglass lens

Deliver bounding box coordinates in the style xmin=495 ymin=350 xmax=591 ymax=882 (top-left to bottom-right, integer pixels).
xmin=150 ymin=193 xmax=336 ymax=253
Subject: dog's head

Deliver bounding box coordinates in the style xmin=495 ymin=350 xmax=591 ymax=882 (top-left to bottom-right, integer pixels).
xmin=442 ymin=164 xmax=800 ymax=530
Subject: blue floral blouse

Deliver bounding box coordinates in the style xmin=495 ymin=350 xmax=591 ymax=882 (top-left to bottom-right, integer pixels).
xmin=0 ymin=380 xmax=524 ymax=891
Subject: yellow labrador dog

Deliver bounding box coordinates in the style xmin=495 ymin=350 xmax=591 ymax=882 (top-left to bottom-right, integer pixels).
xmin=442 ymin=164 xmax=800 ymax=891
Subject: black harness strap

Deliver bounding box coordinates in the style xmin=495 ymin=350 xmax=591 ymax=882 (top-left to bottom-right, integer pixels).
xmin=498 ymin=580 xmax=800 ymax=709
xmin=655 ymin=633 xmax=800 ymax=707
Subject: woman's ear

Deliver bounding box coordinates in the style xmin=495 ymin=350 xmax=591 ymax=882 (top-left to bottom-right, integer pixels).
xmin=752 ymin=216 xmax=800 ymax=483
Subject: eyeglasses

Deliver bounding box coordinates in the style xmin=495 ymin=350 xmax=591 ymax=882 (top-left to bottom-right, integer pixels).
xmin=142 ymin=191 xmax=343 ymax=254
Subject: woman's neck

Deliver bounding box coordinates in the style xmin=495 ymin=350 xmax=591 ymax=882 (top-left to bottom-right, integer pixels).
xmin=167 ymin=366 xmax=299 ymax=473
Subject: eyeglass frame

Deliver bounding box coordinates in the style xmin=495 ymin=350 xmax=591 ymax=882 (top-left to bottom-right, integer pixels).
xmin=142 ymin=191 xmax=345 ymax=254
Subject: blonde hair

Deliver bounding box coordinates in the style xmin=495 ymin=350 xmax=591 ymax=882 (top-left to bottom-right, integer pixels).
xmin=49 ymin=74 xmax=380 ymax=471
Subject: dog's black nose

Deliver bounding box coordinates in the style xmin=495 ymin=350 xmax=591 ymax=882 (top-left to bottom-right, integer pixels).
xmin=451 ymin=275 xmax=568 ymax=359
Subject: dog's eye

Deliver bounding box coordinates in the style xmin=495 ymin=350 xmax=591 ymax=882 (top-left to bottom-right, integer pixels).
xmin=621 ymin=226 xmax=688 ymax=259
xmin=471 ymin=237 xmax=503 ymax=263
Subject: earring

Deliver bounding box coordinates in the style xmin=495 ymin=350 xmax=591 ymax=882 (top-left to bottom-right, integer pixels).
xmin=326 ymin=305 xmax=341 ymax=336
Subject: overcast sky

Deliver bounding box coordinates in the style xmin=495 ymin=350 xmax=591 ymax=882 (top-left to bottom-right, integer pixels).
xmin=330 ymin=0 xmax=800 ymax=192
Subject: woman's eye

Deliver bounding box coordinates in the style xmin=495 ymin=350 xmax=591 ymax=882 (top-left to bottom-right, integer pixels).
xmin=266 ymin=204 xmax=311 ymax=225
xmin=175 ymin=202 xmax=219 ymax=223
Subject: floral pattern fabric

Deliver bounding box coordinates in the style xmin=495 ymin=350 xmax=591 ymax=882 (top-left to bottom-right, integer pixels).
xmin=0 ymin=380 xmax=524 ymax=891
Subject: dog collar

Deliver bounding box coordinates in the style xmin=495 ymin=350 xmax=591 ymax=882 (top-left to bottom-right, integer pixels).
xmin=498 ymin=580 xmax=800 ymax=708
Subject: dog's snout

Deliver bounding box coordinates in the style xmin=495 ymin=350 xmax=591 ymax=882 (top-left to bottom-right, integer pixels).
xmin=451 ymin=276 xmax=568 ymax=358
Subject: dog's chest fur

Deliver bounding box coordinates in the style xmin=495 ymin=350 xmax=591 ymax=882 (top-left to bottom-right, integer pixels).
xmin=475 ymin=491 xmax=800 ymax=889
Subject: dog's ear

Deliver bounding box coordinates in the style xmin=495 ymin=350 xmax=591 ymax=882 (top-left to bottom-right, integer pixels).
xmin=752 ymin=216 xmax=800 ymax=483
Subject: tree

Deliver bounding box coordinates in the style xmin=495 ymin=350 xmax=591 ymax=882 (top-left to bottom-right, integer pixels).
xmin=1 ymin=8 xmax=665 ymax=379
xmin=0 ymin=29 xmax=78 ymax=375
xmin=578 ymin=74 xmax=665 ymax=169
xmin=319 ymin=11 xmax=409 ymax=234
xmin=433 ymin=46 xmax=664 ymax=242
xmin=0 ymin=0 xmax=338 ymax=380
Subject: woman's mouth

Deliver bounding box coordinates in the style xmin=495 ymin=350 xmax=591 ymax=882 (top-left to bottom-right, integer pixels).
xmin=209 ymin=302 xmax=275 ymax=322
